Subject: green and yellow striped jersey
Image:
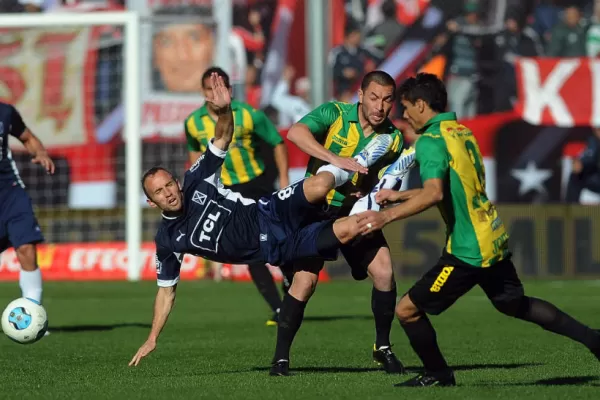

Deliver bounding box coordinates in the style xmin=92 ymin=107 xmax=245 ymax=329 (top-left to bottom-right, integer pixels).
xmin=416 ymin=112 xmax=509 ymax=268
xmin=184 ymin=100 xmax=283 ymax=186
xmin=299 ymin=101 xmax=403 ymax=209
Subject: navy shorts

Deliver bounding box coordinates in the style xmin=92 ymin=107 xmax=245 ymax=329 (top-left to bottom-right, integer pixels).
xmin=0 ymin=185 xmax=44 ymax=252
xmin=257 ymin=180 xmax=337 ymax=266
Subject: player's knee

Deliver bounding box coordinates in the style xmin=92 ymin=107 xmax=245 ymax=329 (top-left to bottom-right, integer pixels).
xmin=305 ymin=173 xmax=333 ymax=198
xmin=491 ymin=296 xmax=525 ymax=318
xmin=367 ymin=260 xmax=394 ymax=289
xmin=288 ymin=271 xmax=319 ymax=301
xmin=15 ymin=244 xmax=38 ymax=271
xmin=395 ymin=296 xmax=420 ymax=323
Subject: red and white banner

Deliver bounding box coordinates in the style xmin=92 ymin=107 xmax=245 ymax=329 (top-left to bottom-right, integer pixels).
xmin=516 ymin=57 xmax=600 ymax=127
xmin=0 ymin=242 xmax=330 ymax=282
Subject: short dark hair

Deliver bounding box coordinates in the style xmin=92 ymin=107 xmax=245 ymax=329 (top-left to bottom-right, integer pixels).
xmin=361 ymin=70 xmax=396 ymax=93
xmin=141 ymin=166 xmax=174 ymax=198
xmin=397 ymin=73 xmax=447 ymax=113
xmin=201 ymin=67 xmax=230 ymax=88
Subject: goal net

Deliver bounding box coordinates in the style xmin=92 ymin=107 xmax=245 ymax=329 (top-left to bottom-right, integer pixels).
xmin=0 ymin=11 xmax=143 ymax=281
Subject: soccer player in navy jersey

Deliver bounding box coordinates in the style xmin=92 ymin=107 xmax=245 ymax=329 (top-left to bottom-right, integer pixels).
xmin=129 ymin=73 xmax=394 ymax=366
xmin=0 ymin=102 xmax=55 ymax=307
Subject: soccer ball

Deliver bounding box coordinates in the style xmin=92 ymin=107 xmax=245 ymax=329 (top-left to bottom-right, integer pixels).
xmin=1 ymin=298 xmax=48 ymax=344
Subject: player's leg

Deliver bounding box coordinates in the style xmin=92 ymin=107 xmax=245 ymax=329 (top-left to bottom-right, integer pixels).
xmin=305 ymin=133 xmax=396 ymax=202
xmin=340 ymin=234 xmax=403 ymax=374
xmin=270 ymin=259 xmax=325 ymax=376
xmin=479 ymin=259 xmax=600 ymax=360
xmin=394 ymin=264 xmax=479 ymax=387
xmin=228 ymin=175 xmax=283 ymax=326
xmin=5 ymin=187 xmax=45 ymax=304
xmin=349 ymin=146 xmax=416 ymax=215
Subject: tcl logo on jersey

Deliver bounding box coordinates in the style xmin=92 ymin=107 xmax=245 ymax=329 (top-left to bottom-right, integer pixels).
xmin=197 ymin=211 xmax=221 ymax=243
xmin=190 ymin=200 xmax=232 ymax=253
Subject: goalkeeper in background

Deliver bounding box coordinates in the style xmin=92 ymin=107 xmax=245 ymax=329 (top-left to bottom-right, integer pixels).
xmin=185 ymin=67 xmax=290 ymax=326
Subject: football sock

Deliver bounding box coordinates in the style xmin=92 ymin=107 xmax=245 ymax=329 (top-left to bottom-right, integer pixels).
xmin=20 ymin=268 xmax=43 ymax=304
xmin=400 ymin=314 xmax=449 ymax=373
xmin=316 ymin=164 xmax=351 ymax=187
xmin=247 ymin=262 xmax=282 ymax=313
xmin=372 ymin=286 xmax=397 ymax=348
xmin=273 ymin=294 xmax=307 ymax=362
xmin=515 ymin=296 xmax=600 ymax=350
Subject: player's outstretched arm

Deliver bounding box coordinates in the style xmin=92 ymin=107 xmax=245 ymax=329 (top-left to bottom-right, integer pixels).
xmin=206 ymin=73 xmax=234 ymax=151
xmin=129 ymin=285 xmax=177 ymax=367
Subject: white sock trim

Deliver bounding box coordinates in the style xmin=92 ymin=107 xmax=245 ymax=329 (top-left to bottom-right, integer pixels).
xmin=20 ymin=268 xmax=43 ymax=304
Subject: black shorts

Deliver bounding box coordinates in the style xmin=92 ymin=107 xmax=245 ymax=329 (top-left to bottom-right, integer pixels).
xmin=281 ymin=221 xmax=388 ymax=278
xmin=408 ymin=258 xmax=524 ymax=315
xmin=225 ymin=172 xmax=274 ymax=202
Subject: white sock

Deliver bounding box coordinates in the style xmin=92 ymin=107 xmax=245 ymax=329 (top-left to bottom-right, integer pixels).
xmin=316 ymin=164 xmax=351 ymax=187
xmin=20 ymin=268 xmax=43 ymax=304
xmin=350 ymin=175 xmax=402 ymax=215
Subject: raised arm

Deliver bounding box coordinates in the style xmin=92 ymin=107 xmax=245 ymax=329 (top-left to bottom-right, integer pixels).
xmin=207 ymin=73 xmax=234 ymax=151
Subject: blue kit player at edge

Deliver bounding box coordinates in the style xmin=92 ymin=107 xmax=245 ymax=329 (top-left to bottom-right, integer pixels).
xmin=129 ymin=73 xmax=396 ymax=366
xmin=0 ymin=102 xmax=55 ymax=309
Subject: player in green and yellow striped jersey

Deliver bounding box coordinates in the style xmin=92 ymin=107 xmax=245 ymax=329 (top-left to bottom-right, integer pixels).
xmin=185 ymin=67 xmax=289 ymax=327
xmin=358 ymin=73 xmax=600 ymax=387
xmin=269 ymin=71 xmax=407 ymax=377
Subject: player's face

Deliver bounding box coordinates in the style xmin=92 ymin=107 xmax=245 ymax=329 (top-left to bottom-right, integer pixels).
xmin=145 ymin=171 xmax=183 ymax=212
xmin=153 ymin=23 xmax=215 ymax=93
xmin=401 ymin=98 xmax=426 ymax=131
xmin=358 ymin=82 xmax=395 ymax=127
xmin=202 ymin=77 xmax=233 ymax=112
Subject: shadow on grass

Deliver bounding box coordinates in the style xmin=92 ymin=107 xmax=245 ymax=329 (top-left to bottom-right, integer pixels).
xmin=252 ymin=362 xmax=542 ymax=375
xmin=48 ymin=323 xmax=151 ymax=333
xmin=472 ymin=375 xmax=600 ymax=387
xmin=303 ymin=315 xmax=373 ymax=322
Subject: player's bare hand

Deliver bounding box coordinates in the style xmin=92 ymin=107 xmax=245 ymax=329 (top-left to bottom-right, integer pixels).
xmin=356 ymin=210 xmax=389 ymax=235
xmin=205 ymin=73 xmax=232 ymax=111
xmin=349 ymin=191 xmax=365 ymax=198
xmin=129 ymin=339 xmax=156 ymax=367
xmin=31 ymin=152 xmax=55 ymax=174
xmin=375 ymin=189 xmax=402 ymax=205
xmin=330 ymin=155 xmax=368 ymax=174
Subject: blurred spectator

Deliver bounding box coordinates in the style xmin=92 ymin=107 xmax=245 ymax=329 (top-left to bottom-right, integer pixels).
xmin=531 ymin=0 xmax=562 ymax=44
xmin=271 ymin=66 xmax=311 ymax=127
xmin=445 ymin=1 xmax=482 ymax=119
xmin=494 ymin=15 xmax=544 ymax=111
xmin=364 ymin=0 xmax=405 ymax=59
xmin=245 ymin=64 xmax=261 ymax=109
xmin=329 ymin=23 xmax=373 ymax=98
xmin=587 ymin=0 xmax=600 ymax=56
xmin=19 ymin=0 xmax=43 ymax=11
xmin=566 ymin=127 xmax=600 ymax=203
xmin=547 ymin=5 xmax=587 ymax=56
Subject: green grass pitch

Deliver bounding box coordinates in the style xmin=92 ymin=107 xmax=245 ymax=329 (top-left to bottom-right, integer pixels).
xmin=0 ymin=280 xmax=598 ymax=399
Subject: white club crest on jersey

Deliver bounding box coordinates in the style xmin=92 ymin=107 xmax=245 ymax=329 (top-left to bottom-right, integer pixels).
xmin=192 ymin=190 xmax=207 ymax=205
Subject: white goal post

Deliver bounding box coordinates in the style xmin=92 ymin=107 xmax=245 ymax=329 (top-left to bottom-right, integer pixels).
xmin=0 ymin=12 xmax=142 ymax=281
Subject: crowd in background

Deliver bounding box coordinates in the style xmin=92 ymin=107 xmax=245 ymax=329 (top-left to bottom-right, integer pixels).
xmin=1 ymin=0 xmax=599 ymax=205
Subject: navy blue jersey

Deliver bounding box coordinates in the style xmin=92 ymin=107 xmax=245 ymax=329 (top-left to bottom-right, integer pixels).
xmin=0 ymin=102 xmax=26 ymax=187
xmin=154 ymin=140 xmax=263 ymax=287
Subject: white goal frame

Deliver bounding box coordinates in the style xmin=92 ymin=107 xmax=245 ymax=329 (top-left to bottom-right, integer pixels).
xmin=0 ymin=12 xmax=142 ymax=281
